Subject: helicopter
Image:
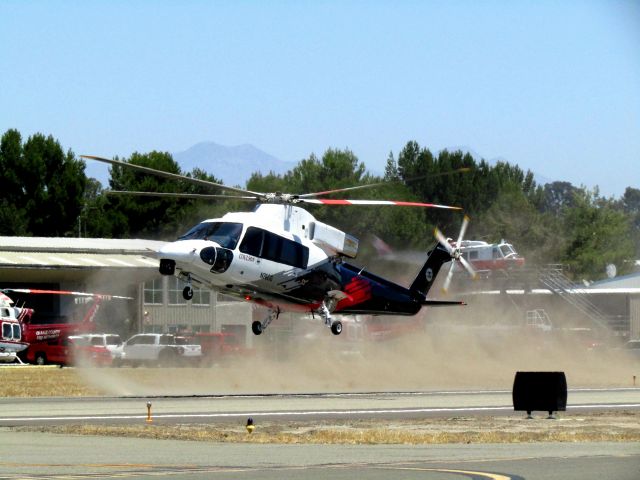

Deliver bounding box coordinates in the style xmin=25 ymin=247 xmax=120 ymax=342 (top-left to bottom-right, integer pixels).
xmin=82 ymin=155 xmax=476 ymax=336
xmin=0 ymin=291 xmax=28 ymax=360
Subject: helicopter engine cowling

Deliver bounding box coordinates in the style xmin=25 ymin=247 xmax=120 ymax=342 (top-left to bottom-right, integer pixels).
xmin=199 ymin=246 xmax=234 ymax=274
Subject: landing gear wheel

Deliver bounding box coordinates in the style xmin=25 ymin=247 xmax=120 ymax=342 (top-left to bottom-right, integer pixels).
xmin=252 ymin=321 xmax=263 ymax=336
xmin=330 ymin=321 xmax=343 ymax=336
xmin=182 ymin=286 xmax=194 ymax=300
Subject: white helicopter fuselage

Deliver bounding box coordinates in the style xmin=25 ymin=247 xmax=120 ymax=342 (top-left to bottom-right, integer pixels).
xmin=158 ymin=204 xmax=358 ymax=307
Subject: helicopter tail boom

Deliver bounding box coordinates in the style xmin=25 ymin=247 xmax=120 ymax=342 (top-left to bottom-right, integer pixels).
xmin=409 ymin=243 xmax=452 ymax=298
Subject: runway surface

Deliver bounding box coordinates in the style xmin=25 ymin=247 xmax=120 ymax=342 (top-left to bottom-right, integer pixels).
xmin=0 ymin=430 xmax=638 ymax=480
xmin=0 ymin=387 xmax=639 ymax=426
xmin=0 ymin=388 xmax=639 ymax=479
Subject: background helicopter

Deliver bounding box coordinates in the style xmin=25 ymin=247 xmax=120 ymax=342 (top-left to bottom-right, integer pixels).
xmin=83 ymin=155 xmax=476 ymax=336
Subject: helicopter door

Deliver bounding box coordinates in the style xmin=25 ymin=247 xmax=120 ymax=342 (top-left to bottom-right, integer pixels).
xmin=239 ymin=227 xmax=309 ymax=284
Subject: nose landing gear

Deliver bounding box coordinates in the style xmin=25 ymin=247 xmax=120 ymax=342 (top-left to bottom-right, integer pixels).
xmin=182 ymin=274 xmax=194 ymax=300
xmin=182 ymin=286 xmax=193 ymax=301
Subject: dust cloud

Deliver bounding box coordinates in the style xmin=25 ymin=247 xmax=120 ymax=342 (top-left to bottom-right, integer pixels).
xmin=75 ymin=308 xmax=640 ymax=397
xmin=73 ymin=250 xmax=639 ymax=396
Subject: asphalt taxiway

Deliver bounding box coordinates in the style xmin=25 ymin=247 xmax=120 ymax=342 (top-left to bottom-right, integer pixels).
xmin=0 ymin=430 xmax=638 ymax=480
xmin=0 ymin=388 xmax=638 ymax=479
xmin=0 ymin=387 xmax=638 ymax=426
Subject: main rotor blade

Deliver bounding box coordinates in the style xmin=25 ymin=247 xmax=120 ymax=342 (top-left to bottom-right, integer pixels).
xmin=2 ymin=288 xmax=133 ymax=300
xmin=298 ymin=167 xmax=471 ymax=198
xmin=105 ymin=190 xmax=259 ymax=201
xmin=300 ymin=199 xmax=462 ymax=209
xmin=82 ymin=155 xmax=264 ymax=198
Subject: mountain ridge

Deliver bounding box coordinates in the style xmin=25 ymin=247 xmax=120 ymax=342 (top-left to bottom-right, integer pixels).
xmin=172 ymin=141 xmax=296 ymax=188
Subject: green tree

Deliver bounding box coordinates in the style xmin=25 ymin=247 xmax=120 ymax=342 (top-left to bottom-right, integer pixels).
xmin=0 ymin=129 xmax=86 ymax=236
xmin=539 ymin=181 xmax=580 ymax=215
xmin=561 ymin=190 xmax=634 ymax=280
xmin=620 ymin=187 xmax=640 ymax=258
xmin=103 ymin=151 xmax=232 ymax=239
xmin=474 ymin=188 xmax=562 ymax=265
xmin=0 ymin=129 xmax=28 ymax=234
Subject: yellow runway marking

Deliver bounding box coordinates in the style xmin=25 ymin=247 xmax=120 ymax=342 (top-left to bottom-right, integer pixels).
xmin=379 ymin=466 xmax=518 ymax=479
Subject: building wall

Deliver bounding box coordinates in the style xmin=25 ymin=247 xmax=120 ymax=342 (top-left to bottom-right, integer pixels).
xmin=138 ymin=276 xmax=254 ymax=347
xmin=630 ymin=296 xmax=640 ymax=341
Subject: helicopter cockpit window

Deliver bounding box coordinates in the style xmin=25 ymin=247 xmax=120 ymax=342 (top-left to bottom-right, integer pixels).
xmin=2 ymin=323 xmax=11 ymax=339
xmin=178 ymin=222 xmax=243 ymax=250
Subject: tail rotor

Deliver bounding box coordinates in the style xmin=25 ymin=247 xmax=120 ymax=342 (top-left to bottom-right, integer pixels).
xmin=434 ymin=215 xmax=477 ymax=293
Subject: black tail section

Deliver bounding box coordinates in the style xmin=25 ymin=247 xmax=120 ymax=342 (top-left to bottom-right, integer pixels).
xmin=409 ymin=242 xmax=452 ymax=298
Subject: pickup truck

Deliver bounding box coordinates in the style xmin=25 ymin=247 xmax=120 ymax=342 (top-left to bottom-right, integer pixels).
xmin=120 ymin=333 xmax=201 ymax=367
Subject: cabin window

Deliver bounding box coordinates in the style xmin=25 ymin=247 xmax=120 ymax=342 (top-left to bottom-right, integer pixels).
xmin=2 ymin=323 xmax=11 ymax=339
xmin=469 ymin=251 xmax=479 ymax=260
xmin=238 ymin=227 xmax=263 ymax=257
xmin=492 ymin=248 xmax=500 ymax=259
xmin=239 ymin=227 xmax=309 ymax=268
xmin=179 ymin=222 xmax=243 ymax=250
xmin=12 ymin=324 xmax=20 ymax=340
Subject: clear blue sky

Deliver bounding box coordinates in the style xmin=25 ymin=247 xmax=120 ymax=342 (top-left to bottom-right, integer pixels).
xmin=1 ymin=0 xmax=638 ymax=197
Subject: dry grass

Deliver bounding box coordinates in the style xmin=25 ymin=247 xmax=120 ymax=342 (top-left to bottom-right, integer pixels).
xmin=18 ymin=412 xmax=640 ymax=444
xmin=1 ymin=366 xmax=105 ymax=397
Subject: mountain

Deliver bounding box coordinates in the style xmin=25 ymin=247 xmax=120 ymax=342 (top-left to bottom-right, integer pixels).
xmin=172 ymin=142 xmax=297 ymax=188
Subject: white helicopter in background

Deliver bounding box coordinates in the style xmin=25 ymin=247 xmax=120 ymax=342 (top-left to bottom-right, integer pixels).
xmin=0 ymin=291 xmax=27 ymax=362
xmin=83 ymin=156 xmax=476 ymax=336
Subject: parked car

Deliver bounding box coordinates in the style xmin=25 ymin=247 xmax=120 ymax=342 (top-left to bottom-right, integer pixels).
xmin=69 ymin=333 xmax=125 ymax=365
xmin=188 ymin=332 xmax=247 ymax=366
xmin=120 ymin=333 xmax=201 ymax=367
xmin=68 ymin=335 xmax=113 ymax=367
